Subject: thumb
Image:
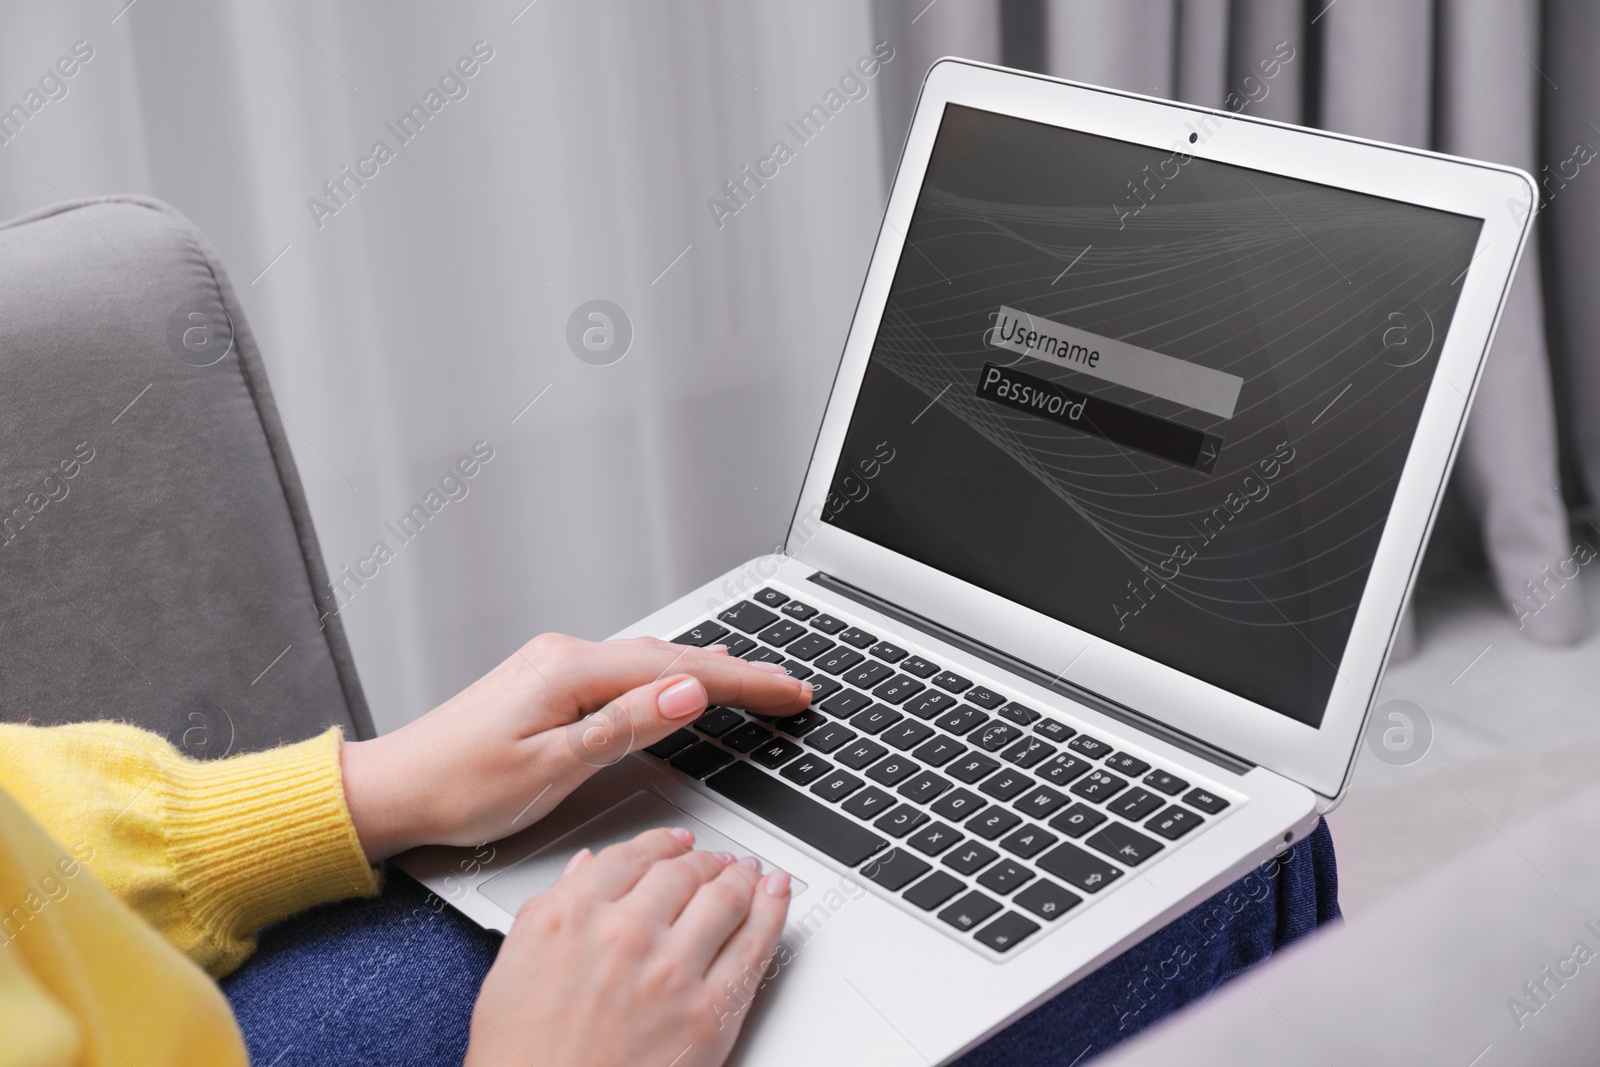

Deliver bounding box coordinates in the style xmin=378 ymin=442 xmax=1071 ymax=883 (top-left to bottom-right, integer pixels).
xmin=556 ymin=673 xmax=708 ymax=773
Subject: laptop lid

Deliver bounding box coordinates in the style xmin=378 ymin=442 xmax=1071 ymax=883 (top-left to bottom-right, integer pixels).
xmin=786 ymin=59 xmax=1533 ymax=800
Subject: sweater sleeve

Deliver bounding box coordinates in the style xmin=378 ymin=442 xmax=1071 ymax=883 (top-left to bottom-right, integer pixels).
xmin=0 ymin=722 xmax=380 ymax=977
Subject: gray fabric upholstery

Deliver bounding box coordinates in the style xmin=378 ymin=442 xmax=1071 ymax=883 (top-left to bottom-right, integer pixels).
xmin=0 ymin=196 xmax=373 ymax=754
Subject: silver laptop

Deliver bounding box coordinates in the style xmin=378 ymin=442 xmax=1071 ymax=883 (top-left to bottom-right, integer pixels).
xmin=402 ymin=59 xmax=1533 ymax=1065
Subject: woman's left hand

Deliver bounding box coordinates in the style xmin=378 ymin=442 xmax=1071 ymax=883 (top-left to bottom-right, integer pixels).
xmin=338 ymin=633 xmax=812 ymax=863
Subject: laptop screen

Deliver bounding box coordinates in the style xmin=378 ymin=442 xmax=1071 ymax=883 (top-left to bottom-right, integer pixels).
xmin=824 ymin=103 xmax=1483 ymax=728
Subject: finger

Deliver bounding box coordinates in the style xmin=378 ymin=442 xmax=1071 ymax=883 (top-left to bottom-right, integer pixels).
xmin=527 ymin=635 xmax=811 ymax=718
xmin=556 ymin=826 xmax=693 ymax=901
xmin=706 ymin=870 xmax=791 ymax=988
xmin=668 ymin=857 xmax=763 ymax=974
xmin=622 ymin=848 xmax=736 ymax=925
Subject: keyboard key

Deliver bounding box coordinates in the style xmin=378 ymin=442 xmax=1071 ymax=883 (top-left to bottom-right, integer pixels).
xmin=814 ymin=648 xmax=865 ymax=675
xmin=973 ymin=722 xmax=1022 ymax=752
xmin=906 ymin=821 xmax=962 ymax=856
xmin=1013 ymin=878 xmax=1081 ymax=921
xmin=838 ymin=626 xmax=877 ymax=649
xmin=804 ymin=721 xmax=858 ymax=753
xmin=1104 ymin=752 xmax=1151 ymax=777
xmin=1086 ymin=822 xmax=1165 ymax=866
xmin=1067 ymin=734 xmax=1113 ymax=759
xmin=997 ymin=701 xmax=1040 ymax=726
xmin=938 ymin=890 xmax=1002 ymax=931
xmin=1033 ymin=718 xmax=1074 ymax=741
xmin=977 ymin=859 xmax=1034 ymax=895
xmin=897 ymin=771 xmax=952 ymax=805
xmin=903 ymin=690 xmax=957 ymax=719
xmin=942 ymin=840 xmax=999 ymax=875
xmin=1014 ymin=785 xmax=1069 ymax=820
xmin=900 ymin=655 xmax=939 ymax=678
xmin=780 ymin=600 xmax=817 ymax=621
xmin=868 ymin=641 xmax=908 ymax=663
xmin=851 ymin=704 xmax=903 ymax=735
xmin=837 ymin=740 xmax=888 ymax=770
xmin=999 ymin=824 xmax=1057 ymax=859
xmin=774 ymin=709 xmax=826 ymax=737
xmin=778 ymin=661 xmax=813 ymax=680
xmin=936 ymin=707 xmax=989 ymax=736
xmin=932 ymin=788 xmax=986 ymax=821
xmin=874 ymin=803 xmax=928 ymax=837
xmin=646 ymin=728 xmax=697 ymax=759
xmin=1071 ymin=769 xmax=1128 ymax=803
xmin=810 ymin=770 xmax=864 ymax=803
xmin=1001 ymin=736 xmax=1056 ymax=767
xmin=821 ymin=689 xmax=873 ymax=718
xmin=861 ymin=848 xmax=930 ymax=891
xmin=1049 ymin=803 xmax=1108 ymax=838
xmin=1037 ymin=842 xmax=1123 ymax=892
xmin=912 ymin=736 xmax=965 ymax=767
xmin=978 ymin=769 xmax=1032 ymax=801
xmin=758 ymin=620 xmax=806 ymax=647
xmin=671 ymin=741 xmax=734 ymax=779
xmin=965 ymin=686 xmax=1004 ymax=710
xmin=1036 ymin=753 xmax=1092 ymax=787
xmin=905 ymin=871 xmax=966 ymax=911
xmin=752 ymin=587 xmax=789 ymax=608
xmin=841 ymin=786 xmax=895 ymax=820
xmin=1183 ymin=788 xmax=1230 ymax=814
xmin=673 ymin=621 xmax=729 ymax=647
xmin=723 ymin=722 xmax=774 ymax=753
xmin=707 ymin=762 xmax=888 ymax=866
xmin=722 ymin=635 xmax=757 ymax=658
xmin=974 ymin=911 xmax=1040 ymax=952
xmin=787 ymin=633 xmax=836 ymax=661
xmin=742 ymin=645 xmax=786 ymax=665
xmin=750 ymin=737 xmax=804 ymax=769
xmin=948 ymin=752 xmax=1001 ymax=784
xmin=1147 ymin=805 xmax=1204 ymax=840
xmin=843 ymin=661 xmax=894 ymax=689
xmin=1108 ymin=786 xmax=1165 ymax=822
xmin=694 ymin=707 xmax=744 ymax=737
xmin=966 ymin=806 xmax=1022 ymax=840
xmin=882 ymin=720 xmax=935 ymax=751
xmin=866 ymin=755 xmax=918 ymax=787
xmin=810 ymin=614 xmax=847 ymax=634
xmin=874 ymin=675 xmax=926 ymax=704
xmin=806 ymin=677 xmax=842 ymax=704
xmin=781 ymin=754 xmax=833 ymax=785
xmin=932 ymin=671 xmax=972 ymax=693
xmin=718 ymin=601 xmax=779 ymax=634
xmin=1143 ymin=769 xmax=1189 ymax=796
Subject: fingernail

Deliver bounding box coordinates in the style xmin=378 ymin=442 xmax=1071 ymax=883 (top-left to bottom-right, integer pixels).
xmin=738 ymin=856 xmax=762 ymax=871
xmin=799 ymin=681 xmax=814 ymax=702
xmin=658 ymin=677 xmax=707 ymax=719
xmin=748 ymin=661 xmax=789 ymax=676
xmin=704 ymin=644 xmax=730 ymax=655
xmin=714 ymin=851 xmax=736 ymax=865
xmin=560 ymin=848 xmax=592 ymax=878
xmin=667 ymin=827 xmax=695 ymax=847
xmin=764 ymin=870 xmax=791 ymax=896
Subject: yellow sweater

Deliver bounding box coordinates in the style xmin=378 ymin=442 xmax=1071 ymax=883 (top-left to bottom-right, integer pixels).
xmin=0 ymin=722 xmax=380 ymax=1066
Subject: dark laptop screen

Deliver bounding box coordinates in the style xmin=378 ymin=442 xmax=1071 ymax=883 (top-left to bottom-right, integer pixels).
xmin=824 ymin=103 xmax=1483 ymax=727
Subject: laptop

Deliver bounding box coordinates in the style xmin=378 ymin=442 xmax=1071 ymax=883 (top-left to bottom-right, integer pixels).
xmin=401 ymin=59 xmax=1534 ymax=1065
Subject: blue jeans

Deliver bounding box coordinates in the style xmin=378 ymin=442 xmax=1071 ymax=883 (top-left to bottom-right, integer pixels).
xmin=222 ymin=819 xmax=1338 ymax=1065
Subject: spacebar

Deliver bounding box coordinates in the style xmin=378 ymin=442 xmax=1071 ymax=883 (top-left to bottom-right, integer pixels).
xmin=706 ymin=761 xmax=888 ymax=867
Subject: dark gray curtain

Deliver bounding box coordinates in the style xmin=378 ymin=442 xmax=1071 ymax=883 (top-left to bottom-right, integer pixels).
xmin=872 ymin=0 xmax=1591 ymax=649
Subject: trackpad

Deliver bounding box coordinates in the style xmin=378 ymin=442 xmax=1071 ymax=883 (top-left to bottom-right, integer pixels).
xmin=479 ymin=790 xmax=804 ymax=914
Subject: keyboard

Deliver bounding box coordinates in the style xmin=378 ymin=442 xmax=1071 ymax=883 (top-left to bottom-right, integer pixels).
xmin=646 ymin=586 xmax=1239 ymax=958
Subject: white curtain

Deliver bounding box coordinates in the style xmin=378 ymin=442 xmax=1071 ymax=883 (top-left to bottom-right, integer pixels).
xmin=0 ymin=0 xmax=893 ymax=731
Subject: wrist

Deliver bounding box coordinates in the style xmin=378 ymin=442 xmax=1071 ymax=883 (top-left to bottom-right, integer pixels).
xmin=340 ymin=733 xmax=420 ymax=864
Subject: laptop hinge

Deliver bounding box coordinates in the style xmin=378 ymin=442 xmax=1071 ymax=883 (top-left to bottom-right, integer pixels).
xmin=807 ymin=570 xmax=1256 ymax=777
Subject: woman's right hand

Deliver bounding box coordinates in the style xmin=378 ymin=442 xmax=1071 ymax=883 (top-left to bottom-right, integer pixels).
xmin=463 ymin=826 xmax=792 ymax=1067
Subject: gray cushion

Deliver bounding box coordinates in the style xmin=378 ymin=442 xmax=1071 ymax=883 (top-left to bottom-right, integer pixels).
xmin=0 ymin=196 xmax=372 ymax=754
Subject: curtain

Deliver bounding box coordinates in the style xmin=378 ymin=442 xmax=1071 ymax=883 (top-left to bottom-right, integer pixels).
xmin=874 ymin=0 xmax=1590 ymax=651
